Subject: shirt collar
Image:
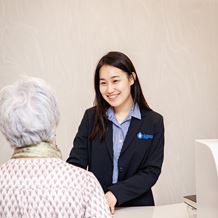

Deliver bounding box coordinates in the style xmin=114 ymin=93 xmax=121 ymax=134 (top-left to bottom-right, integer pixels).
xmin=106 ymin=103 xmax=141 ymax=122
xmin=131 ymin=103 xmax=141 ymax=120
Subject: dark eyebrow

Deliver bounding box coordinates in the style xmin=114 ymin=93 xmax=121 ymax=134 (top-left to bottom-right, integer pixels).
xmin=111 ymin=76 xmax=120 ymax=79
xmin=100 ymin=76 xmax=120 ymax=80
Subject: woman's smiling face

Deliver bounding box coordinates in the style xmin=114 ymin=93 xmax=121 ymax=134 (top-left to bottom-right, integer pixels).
xmin=99 ymin=65 xmax=134 ymax=111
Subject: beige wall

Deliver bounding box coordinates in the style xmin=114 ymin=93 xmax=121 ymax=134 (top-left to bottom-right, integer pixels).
xmin=0 ymin=0 xmax=218 ymax=205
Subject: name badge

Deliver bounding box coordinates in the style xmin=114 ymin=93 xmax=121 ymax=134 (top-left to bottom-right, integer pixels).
xmin=137 ymin=132 xmax=153 ymax=140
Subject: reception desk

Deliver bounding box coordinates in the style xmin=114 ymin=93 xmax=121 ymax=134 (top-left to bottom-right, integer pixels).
xmin=114 ymin=203 xmax=192 ymax=218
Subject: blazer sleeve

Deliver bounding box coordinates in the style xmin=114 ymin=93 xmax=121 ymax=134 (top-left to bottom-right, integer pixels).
xmin=108 ymin=115 xmax=164 ymax=206
xmin=66 ymin=109 xmax=91 ymax=169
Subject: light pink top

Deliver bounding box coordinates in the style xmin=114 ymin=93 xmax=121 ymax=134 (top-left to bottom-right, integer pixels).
xmin=0 ymin=158 xmax=111 ymax=218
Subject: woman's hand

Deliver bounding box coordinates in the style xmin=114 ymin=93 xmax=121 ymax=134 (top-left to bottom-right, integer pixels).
xmin=105 ymin=191 xmax=117 ymax=214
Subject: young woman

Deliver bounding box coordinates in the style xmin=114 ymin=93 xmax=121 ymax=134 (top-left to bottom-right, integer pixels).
xmin=67 ymin=51 xmax=164 ymax=213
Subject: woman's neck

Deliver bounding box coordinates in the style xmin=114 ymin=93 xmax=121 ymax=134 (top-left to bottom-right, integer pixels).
xmin=114 ymin=96 xmax=134 ymax=124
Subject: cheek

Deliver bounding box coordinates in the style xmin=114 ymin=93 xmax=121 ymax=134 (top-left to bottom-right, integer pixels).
xmin=120 ymin=82 xmax=131 ymax=93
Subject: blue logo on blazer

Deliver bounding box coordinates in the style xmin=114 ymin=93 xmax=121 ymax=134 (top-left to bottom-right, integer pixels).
xmin=137 ymin=132 xmax=153 ymax=140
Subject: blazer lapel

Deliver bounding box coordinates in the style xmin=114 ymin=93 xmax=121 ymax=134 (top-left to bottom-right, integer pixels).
xmin=105 ymin=121 xmax=113 ymax=161
xmin=120 ymin=117 xmax=142 ymax=156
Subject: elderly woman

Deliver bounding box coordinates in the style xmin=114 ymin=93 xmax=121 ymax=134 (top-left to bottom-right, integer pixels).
xmin=0 ymin=77 xmax=111 ymax=218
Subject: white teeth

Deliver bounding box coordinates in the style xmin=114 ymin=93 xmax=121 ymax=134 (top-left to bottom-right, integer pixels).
xmin=107 ymin=94 xmax=118 ymax=100
xmin=109 ymin=96 xmax=116 ymax=99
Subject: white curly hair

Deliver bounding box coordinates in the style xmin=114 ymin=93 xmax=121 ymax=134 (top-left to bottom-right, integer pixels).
xmin=0 ymin=77 xmax=60 ymax=147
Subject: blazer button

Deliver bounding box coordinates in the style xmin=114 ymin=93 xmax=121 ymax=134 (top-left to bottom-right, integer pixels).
xmin=119 ymin=167 xmax=124 ymax=173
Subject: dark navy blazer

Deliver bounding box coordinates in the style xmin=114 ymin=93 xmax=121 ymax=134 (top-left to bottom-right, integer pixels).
xmin=67 ymin=107 xmax=164 ymax=206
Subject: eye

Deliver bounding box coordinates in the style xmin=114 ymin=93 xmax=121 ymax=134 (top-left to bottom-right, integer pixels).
xmin=112 ymin=80 xmax=120 ymax=83
xmin=100 ymin=81 xmax=107 ymax=86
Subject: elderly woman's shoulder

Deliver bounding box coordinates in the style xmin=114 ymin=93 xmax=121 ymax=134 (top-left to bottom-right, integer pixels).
xmin=64 ymin=161 xmax=101 ymax=189
xmin=62 ymin=160 xmax=94 ymax=179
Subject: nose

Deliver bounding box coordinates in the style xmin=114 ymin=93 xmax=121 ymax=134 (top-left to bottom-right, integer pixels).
xmin=106 ymin=82 xmax=114 ymax=93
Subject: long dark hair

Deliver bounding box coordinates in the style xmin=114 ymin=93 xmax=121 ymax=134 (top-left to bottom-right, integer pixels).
xmin=90 ymin=51 xmax=151 ymax=141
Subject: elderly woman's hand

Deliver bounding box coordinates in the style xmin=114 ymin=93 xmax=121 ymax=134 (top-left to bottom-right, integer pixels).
xmin=105 ymin=191 xmax=117 ymax=214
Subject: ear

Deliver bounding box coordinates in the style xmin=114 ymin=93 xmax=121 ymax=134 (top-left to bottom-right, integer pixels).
xmin=129 ymin=72 xmax=136 ymax=85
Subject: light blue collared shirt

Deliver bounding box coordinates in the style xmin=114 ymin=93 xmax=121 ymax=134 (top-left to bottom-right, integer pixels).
xmin=106 ymin=103 xmax=141 ymax=184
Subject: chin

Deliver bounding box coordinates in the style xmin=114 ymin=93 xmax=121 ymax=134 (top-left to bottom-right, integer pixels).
xmin=105 ymin=98 xmax=123 ymax=108
xmin=109 ymin=102 xmax=122 ymax=108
